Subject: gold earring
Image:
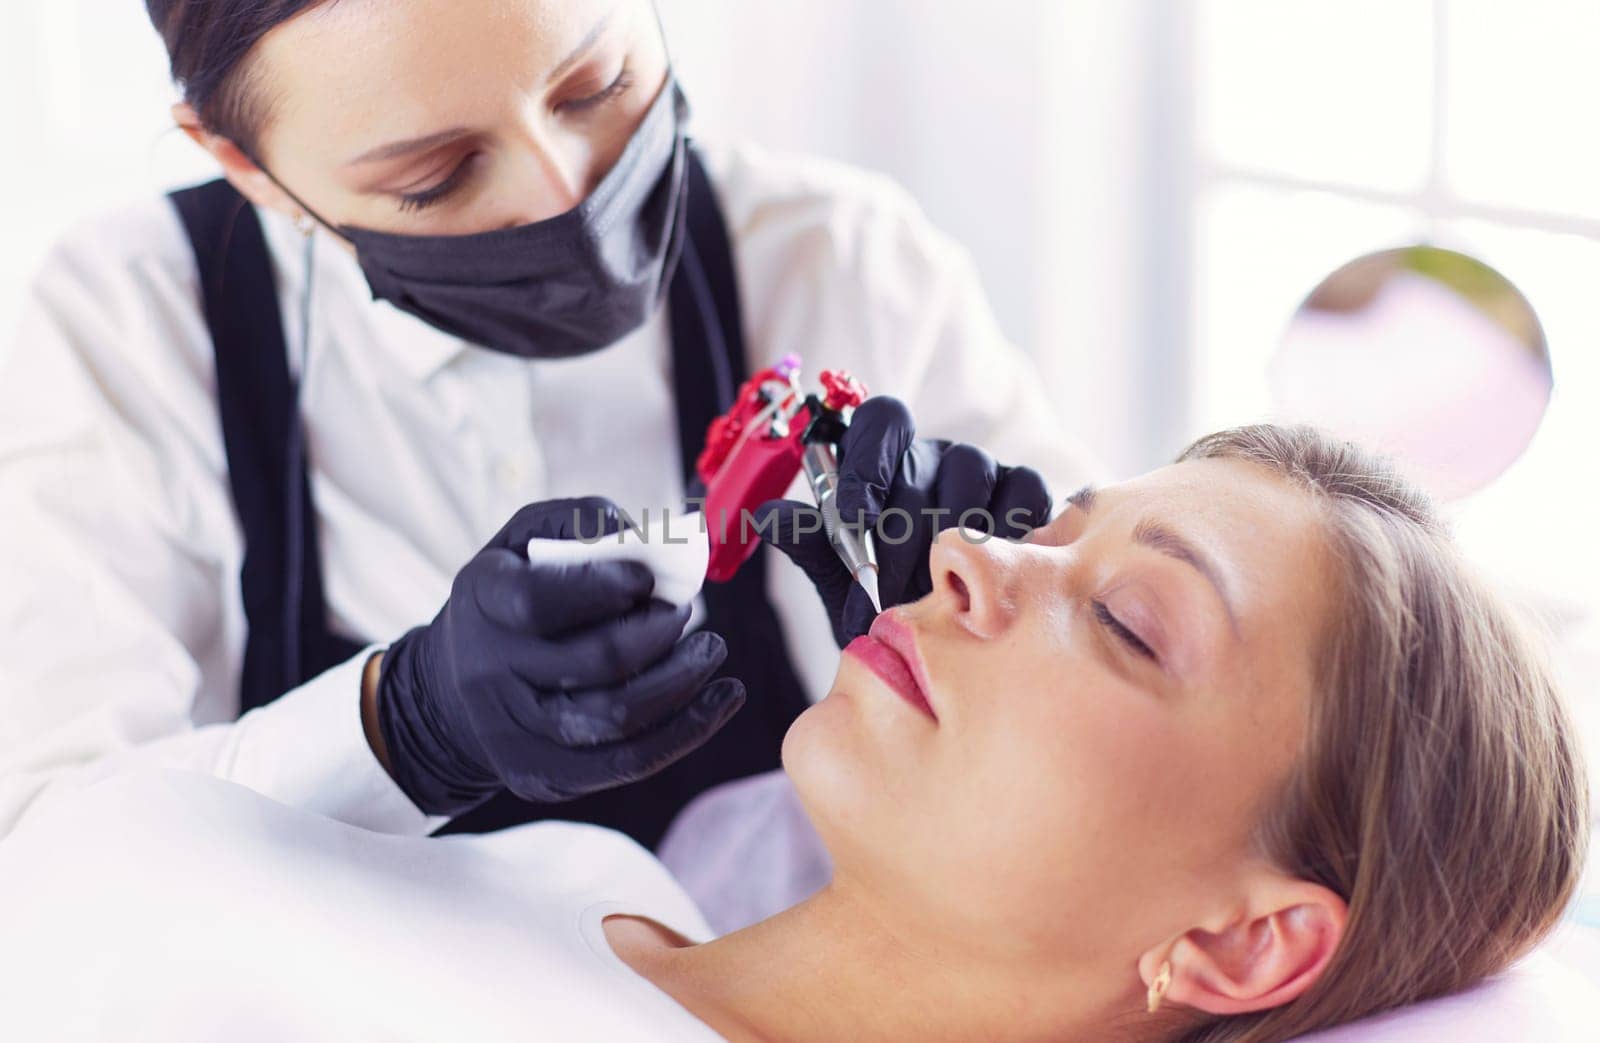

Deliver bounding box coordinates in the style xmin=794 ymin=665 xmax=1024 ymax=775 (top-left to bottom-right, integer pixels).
xmin=1146 ymin=960 xmax=1172 ymax=1014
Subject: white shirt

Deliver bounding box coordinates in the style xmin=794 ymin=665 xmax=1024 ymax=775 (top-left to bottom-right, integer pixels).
xmin=0 ymin=770 xmax=723 ymax=1042
xmin=0 ymin=143 xmax=1098 ymax=839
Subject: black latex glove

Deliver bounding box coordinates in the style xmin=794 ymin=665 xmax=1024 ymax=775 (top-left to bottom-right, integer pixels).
xmin=755 ymin=396 xmax=1052 ymax=647
xmin=378 ymin=496 xmax=746 ymax=816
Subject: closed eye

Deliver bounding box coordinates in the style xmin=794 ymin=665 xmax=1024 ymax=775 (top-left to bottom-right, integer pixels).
xmin=556 ymin=64 xmax=636 ymax=115
xmin=1093 ymin=600 xmax=1156 ymax=661
xmin=397 ymin=154 xmax=478 ymax=213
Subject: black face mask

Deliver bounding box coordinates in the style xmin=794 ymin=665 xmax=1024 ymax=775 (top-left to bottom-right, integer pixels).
xmin=278 ymin=79 xmax=691 ymax=360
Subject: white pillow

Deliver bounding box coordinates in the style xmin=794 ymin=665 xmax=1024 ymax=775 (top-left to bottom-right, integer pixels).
xmin=1295 ymin=931 xmax=1600 ymax=1041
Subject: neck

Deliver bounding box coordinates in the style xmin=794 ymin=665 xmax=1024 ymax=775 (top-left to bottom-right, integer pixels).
xmin=610 ymin=877 xmax=1139 ymax=1042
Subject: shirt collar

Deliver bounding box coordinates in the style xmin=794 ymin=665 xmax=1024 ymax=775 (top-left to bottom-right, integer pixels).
xmin=365 ymin=293 xmax=469 ymax=383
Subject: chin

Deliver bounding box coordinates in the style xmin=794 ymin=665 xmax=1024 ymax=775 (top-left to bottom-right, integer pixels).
xmin=782 ymin=693 xmax=952 ymax=913
xmin=780 ymin=692 xmax=877 ymax=848
xmin=780 ymin=692 xmax=850 ymax=788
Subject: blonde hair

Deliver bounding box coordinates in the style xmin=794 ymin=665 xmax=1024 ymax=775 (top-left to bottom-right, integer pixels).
xmin=1172 ymin=425 xmax=1589 ymax=1043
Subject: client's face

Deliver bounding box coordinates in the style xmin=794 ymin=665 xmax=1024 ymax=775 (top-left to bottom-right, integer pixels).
xmin=783 ymin=457 xmax=1332 ymax=970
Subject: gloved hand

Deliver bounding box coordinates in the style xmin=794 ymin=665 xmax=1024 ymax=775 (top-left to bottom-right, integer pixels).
xmin=755 ymin=396 xmax=1052 ymax=647
xmin=377 ymin=496 xmax=745 ymax=816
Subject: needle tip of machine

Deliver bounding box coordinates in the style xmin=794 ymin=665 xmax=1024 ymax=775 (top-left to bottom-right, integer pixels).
xmin=857 ymin=566 xmax=882 ymax=614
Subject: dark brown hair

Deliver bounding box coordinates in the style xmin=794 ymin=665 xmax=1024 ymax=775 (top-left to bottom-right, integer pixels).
xmin=145 ymin=0 xmax=333 ymax=152
xmin=1170 ymin=425 xmax=1589 ymax=1042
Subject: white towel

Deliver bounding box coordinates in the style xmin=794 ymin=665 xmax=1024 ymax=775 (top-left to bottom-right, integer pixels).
xmin=527 ymin=510 xmax=709 ymax=608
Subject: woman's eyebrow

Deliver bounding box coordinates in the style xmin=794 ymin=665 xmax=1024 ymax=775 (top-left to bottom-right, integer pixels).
xmin=1132 ymin=518 xmax=1241 ymax=637
xmin=545 ymin=8 xmax=617 ymax=84
xmin=345 ymin=8 xmax=617 ymax=169
xmin=1069 ymin=485 xmax=1241 ymax=638
xmin=348 ymin=128 xmax=472 ymax=167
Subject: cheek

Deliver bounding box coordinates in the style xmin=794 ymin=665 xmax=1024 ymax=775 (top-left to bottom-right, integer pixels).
xmin=968 ymin=680 xmax=1171 ymax=863
xmin=1001 ymin=688 xmax=1256 ymax=862
xmin=916 ymin=674 xmax=1207 ymax=955
xmin=971 ymin=684 xmax=1287 ymax=943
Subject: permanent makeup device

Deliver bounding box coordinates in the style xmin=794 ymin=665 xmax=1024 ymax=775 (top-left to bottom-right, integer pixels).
xmin=694 ymin=356 xmax=881 ymax=608
xmin=524 ymin=356 xmax=881 ymax=611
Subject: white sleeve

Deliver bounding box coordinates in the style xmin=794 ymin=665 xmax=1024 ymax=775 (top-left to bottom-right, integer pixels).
xmin=0 ymin=206 xmax=435 ymax=839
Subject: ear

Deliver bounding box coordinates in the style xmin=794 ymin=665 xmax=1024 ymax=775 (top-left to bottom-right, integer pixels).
xmin=1141 ymin=876 xmax=1347 ymax=1017
xmin=171 ymin=102 xmax=307 ymax=223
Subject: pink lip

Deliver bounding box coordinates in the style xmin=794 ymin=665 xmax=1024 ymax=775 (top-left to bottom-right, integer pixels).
xmin=843 ymin=612 xmax=938 ymax=722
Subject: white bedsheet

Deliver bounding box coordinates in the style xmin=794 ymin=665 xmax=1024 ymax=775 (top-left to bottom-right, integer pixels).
xmin=0 ymin=770 xmax=721 ymax=1042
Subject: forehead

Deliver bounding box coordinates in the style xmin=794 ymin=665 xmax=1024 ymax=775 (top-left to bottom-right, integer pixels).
xmin=253 ymin=0 xmax=619 ymax=157
xmin=1123 ymin=457 xmax=1318 ymax=550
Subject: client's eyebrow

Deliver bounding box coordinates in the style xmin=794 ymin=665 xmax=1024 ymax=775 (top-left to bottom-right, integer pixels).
xmin=1067 ymin=484 xmax=1239 ymax=636
xmin=1132 ymin=519 xmax=1241 ymax=637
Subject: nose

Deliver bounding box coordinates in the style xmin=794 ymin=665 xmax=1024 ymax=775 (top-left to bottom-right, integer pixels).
xmin=928 ymin=527 xmax=1023 ymax=640
xmin=498 ymin=82 xmax=656 ymax=227
xmin=500 ymin=137 xmax=587 ymax=226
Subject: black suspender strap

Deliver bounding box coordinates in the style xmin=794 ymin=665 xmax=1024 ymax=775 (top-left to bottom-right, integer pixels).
xmin=168 ymin=180 xmax=361 ymax=714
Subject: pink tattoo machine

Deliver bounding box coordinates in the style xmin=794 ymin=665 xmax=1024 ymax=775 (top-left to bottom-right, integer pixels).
xmin=695 ymin=355 xmax=882 ymax=610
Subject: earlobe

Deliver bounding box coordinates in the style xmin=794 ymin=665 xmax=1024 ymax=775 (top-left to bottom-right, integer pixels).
xmin=1143 ymin=879 xmax=1347 ymax=1017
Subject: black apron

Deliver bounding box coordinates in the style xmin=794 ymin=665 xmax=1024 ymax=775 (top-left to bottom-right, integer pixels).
xmin=169 ymin=151 xmax=811 ymax=850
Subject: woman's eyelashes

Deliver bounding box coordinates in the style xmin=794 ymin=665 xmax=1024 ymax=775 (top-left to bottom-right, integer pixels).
xmin=1092 ymin=599 xmax=1158 ymax=661
xmin=397 ymin=154 xmax=479 ymax=213
xmin=555 ymin=62 xmax=636 ymax=116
